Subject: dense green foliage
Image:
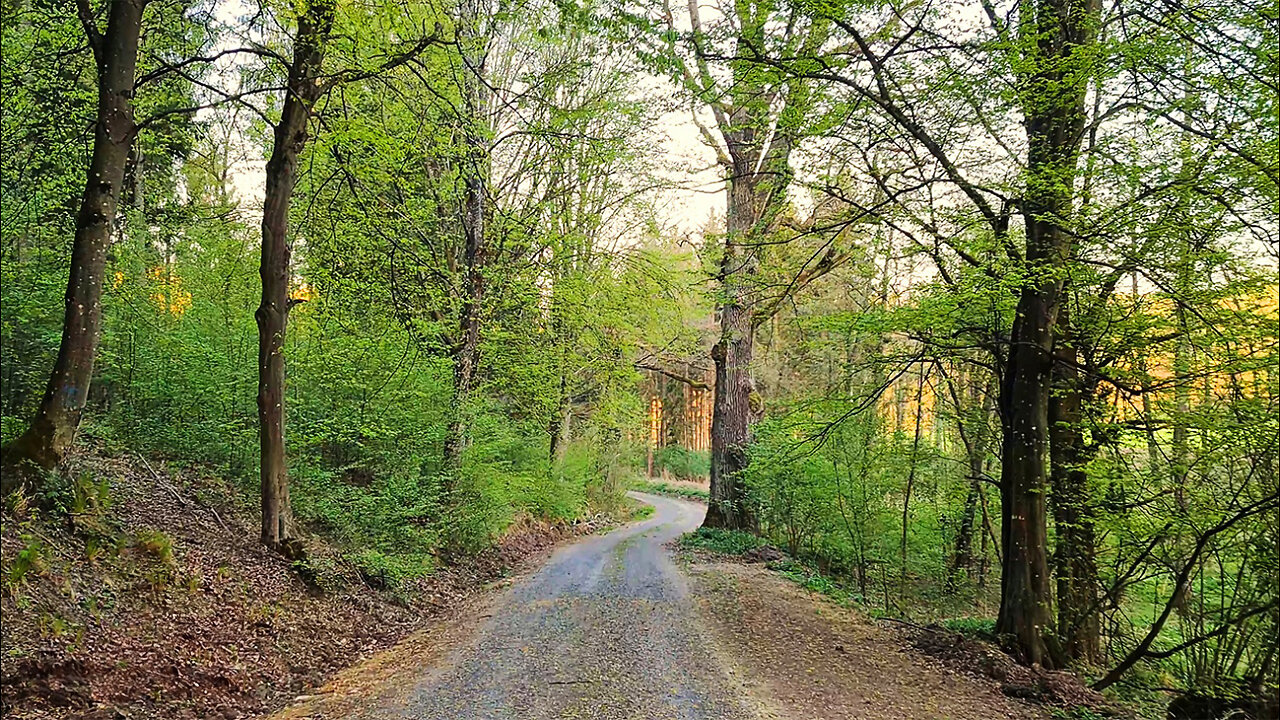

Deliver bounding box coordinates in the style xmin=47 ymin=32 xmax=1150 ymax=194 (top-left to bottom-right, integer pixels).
xmin=651 ymin=446 xmax=710 ymax=480
xmin=0 ymin=0 xmax=693 ymax=583
xmin=1 ymin=0 xmax=1276 ymax=712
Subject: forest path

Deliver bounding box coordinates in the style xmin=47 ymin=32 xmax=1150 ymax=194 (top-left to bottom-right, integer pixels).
xmin=279 ymin=492 xmax=1040 ymax=720
xmin=288 ymin=491 xmax=763 ymax=719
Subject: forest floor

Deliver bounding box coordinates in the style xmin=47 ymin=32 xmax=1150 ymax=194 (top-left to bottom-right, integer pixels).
xmin=682 ymin=554 xmax=1102 ymax=719
xmin=0 ymin=445 xmax=604 ymax=720
xmin=269 ymin=493 xmax=1110 ymax=720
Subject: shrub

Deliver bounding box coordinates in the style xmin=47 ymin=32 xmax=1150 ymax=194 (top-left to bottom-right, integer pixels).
xmin=940 ymin=616 xmax=996 ymax=638
xmin=132 ymin=529 xmax=175 ymax=565
xmin=680 ymin=527 xmax=766 ymax=555
xmin=653 ymin=446 xmax=709 ymax=479
xmin=349 ymin=548 xmax=433 ymax=591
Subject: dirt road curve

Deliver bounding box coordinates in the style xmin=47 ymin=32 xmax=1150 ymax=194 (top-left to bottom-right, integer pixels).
xmin=371 ymin=491 xmax=758 ymax=719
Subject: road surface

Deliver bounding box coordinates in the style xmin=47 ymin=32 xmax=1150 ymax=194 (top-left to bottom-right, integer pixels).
xmin=373 ymin=491 xmax=759 ymax=719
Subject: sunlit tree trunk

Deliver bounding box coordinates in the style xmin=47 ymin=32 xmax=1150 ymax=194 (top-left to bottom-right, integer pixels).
xmin=257 ymin=0 xmax=335 ymax=552
xmin=2 ymin=0 xmax=145 ymax=492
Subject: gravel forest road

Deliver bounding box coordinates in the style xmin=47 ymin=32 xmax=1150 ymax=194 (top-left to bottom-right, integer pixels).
xmin=372 ymin=491 xmax=759 ymax=720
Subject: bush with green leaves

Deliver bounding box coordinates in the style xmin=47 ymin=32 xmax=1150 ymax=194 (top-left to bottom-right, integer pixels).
xmin=679 ymin=527 xmax=766 ymax=555
xmin=631 ymin=478 xmax=709 ymax=501
xmin=653 ymin=446 xmax=709 ymax=480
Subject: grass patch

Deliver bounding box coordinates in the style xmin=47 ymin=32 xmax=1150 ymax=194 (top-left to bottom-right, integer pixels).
xmin=631 ymin=478 xmax=709 ymax=501
xmin=623 ymin=497 xmax=656 ymax=521
xmin=940 ymin=616 xmax=996 ymax=639
xmin=679 ymin=527 xmax=766 ymax=555
xmin=679 ymin=527 xmax=863 ymax=607
xmin=132 ymin=529 xmax=175 ymax=565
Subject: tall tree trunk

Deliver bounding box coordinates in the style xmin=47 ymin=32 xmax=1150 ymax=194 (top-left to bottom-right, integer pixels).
xmin=690 ymin=5 xmax=824 ymax=531
xmin=443 ymin=0 xmax=490 ymax=472
xmin=949 ymin=479 xmax=981 ymax=590
xmin=1171 ymin=257 xmax=1192 ymax=505
xmin=549 ymin=371 xmax=571 ymax=465
xmin=705 ymin=170 xmax=762 ymax=530
xmin=1 ymin=0 xmax=145 ymax=492
xmin=994 ymin=0 xmax=1100 ymax=669
xmin=996 ymin=302 xmax=1059 ymax=667
xmin=1049 ymin=304 xmax=1100 ymax=664
xmin=900 ymin=366 xmax=926 ymax=601
xmin=947 ymin=374 xmax=995 ymax=591
xmin=257 ymin=0 xmax=335 ymax=552
xmin=1132 ymin=274 xmax=1161 ymax=468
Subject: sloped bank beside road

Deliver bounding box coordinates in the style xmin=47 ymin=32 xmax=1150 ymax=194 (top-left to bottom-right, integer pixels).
xmin=0 ymin=446 xmax=607 ymax=720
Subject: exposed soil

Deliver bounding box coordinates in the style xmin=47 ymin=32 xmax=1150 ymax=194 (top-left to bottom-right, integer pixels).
xmin=0 ymin=446 xmax=594 ymax=720
xmin=682 ymin=554 xmax=1056 ymax=720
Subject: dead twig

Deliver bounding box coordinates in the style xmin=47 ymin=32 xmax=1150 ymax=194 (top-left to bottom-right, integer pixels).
xmin=133 ymin=452 xmax=230 ymax=534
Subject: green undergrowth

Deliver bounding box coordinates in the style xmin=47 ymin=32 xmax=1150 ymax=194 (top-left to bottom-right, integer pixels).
xmin=680 ymin=526 xmax=765 ymax=554
xmin=940 ymin=616 xmax=997 ymax=639
xmin=630 ymin=478 xmax=709 ymax=501
xmin=651 ymin=446 xmax=709 ymax=480
xmin=679 ymin=527 xmax=1014 ymax=649
xmin=679 ymin=527 xmax=865 ymax=606
xmin=770 ymin=558 xmax=861 ymax=606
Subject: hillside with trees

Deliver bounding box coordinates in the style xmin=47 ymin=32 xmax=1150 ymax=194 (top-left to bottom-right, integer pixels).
xmin=1 ymin=0 xmax=1276 ymax=717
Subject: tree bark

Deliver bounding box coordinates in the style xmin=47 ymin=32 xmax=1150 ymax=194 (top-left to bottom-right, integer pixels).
xmin=705 ymin=167 xmax=764 ymax=530
xmin=949 ymin=479 xmax=981 ymax=590
xmin=1 ymin=0 xmax=145 ymax=492
xmin=443 ymin=0 xmax=490 ymax=473
xmin=996 ymin=302 xmax=1060 ymax=667
xmin=257 ymin=0 xmax=334 ymax=552
xmin=1049 ymin=304 xmax=1100 ymax=664
xmin=692 ymin=5 xmax=825 ymax=530
xmin=993 ymin=0 xmax=1100 ymax=669
xmin=946 ymin=374 xmax=995 ymax=591
xmin=549 ymin=372 xmax=571 ymax=465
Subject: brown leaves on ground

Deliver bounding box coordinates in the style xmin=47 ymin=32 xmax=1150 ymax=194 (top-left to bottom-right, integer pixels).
xmin=908 ymin=625 xmax=1111 ymax=711
xmin=684 ymin=558 xmax=1052 ymax=720
xmin=0 ymin=446 xmax=583 ymax=720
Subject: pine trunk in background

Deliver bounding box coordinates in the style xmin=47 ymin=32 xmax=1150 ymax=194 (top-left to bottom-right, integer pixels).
xmin=1050 ymin=307 xmax=1101 ymax=664
xmin=995 ymin=0 xmax=1100 ymax=668
xmin=257 ymin=0 xmax=335 ymax=552
xmin=1 ymin=0 xmax=145 ymax=493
